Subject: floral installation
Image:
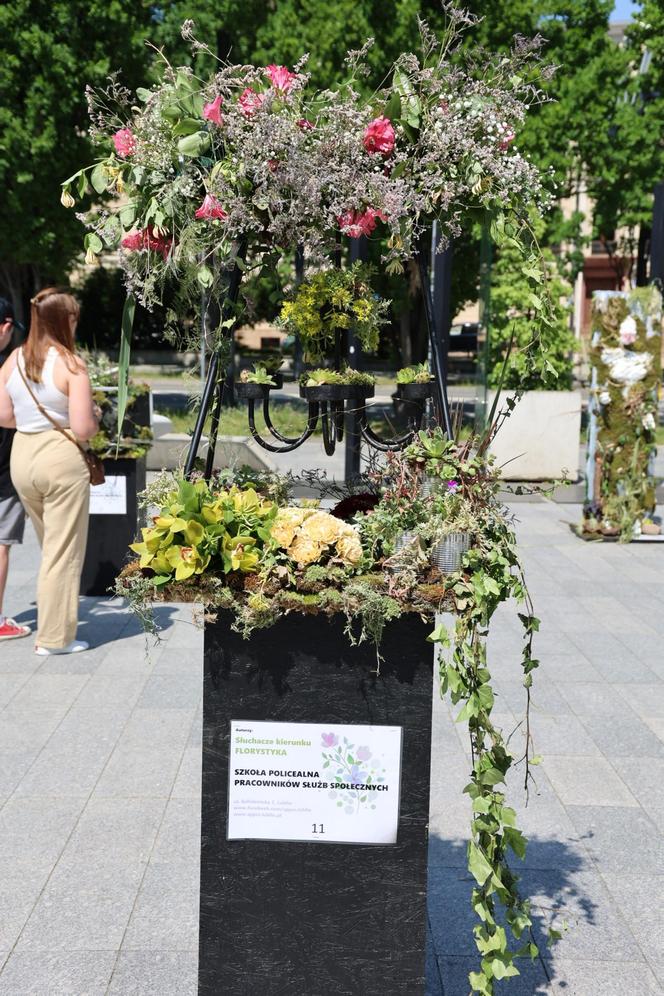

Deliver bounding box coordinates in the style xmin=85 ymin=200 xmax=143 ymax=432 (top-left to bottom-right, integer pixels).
xmin=117 ymin=425 xmax=545 ymax=993
xmin=63 ymin=6 xmax=556 ymax=386
xmin=582 ymin=287 xmax=662 ymax=541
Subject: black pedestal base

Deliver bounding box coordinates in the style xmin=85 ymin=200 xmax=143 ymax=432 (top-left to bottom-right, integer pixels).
xmin=80 ymin=457 xmax=145 ymax=596
xmin=200 ymin=612 xmax=434 ymax=996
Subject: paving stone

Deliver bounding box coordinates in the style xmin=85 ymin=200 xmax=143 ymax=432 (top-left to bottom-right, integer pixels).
xmin=170 ymin=745 xmax=201 ymax=800
xmin=538 ymin=653 xmax=603 ymax=685
xmin=136 ymin=672 xmax=202 ymax=710
xmin=0 ymin=751 xmax=38 ymax=796
xmin=436 ymin=955 xmax=548 ymax=994
xmin=107 ymin=951 xmax=197 ymax=996
xmin=0 ymin=950 xmax=116 ymax=996
xmin=94 ymin=746 xmax=185 ymax=799
xmin=643 ymin=716 xmax=664 ymax=743
xmin=0 ymin=707 xmax=65 ymax=753
xmin=545 ymin=959 xmax=664 ymax=995
xmin=114 ymin=708 xmax=196 ymax=751
xmin=0 ymin=797 xmax=84 ymax=865
xmin=578 ymin=712 xmax=664 ymax=759
xmin=150 ymin=798 xmax=201 ymax=867
xmin=608 ymin=757 xmax=664 ymax=815
xmin=557 ymin=681 xmax=633 ymax=716
xmin=72 ymin=674 xmax=149 ymax=710
xmin=566 ymin=806 xmax=664 ymax=875
xmin=522 ymin=714 xmax=602 ymax=757
xmin=543 ymin=756 xmax=638 ymax=808
xmin=601 ymin=873 xmax=664 ymax=983
xmin=122 ymin=862 xmax=198 ymax=950
xmin=613 ymin=683 xmax=664 ymax=719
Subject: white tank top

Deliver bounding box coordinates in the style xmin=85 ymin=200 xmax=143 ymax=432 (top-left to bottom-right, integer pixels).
xmin=7 ymin=347 xmax=70 ymax=433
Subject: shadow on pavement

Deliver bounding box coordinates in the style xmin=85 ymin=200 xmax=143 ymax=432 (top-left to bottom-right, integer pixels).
xmin=426 ymin=834 xmax=596 ymax=995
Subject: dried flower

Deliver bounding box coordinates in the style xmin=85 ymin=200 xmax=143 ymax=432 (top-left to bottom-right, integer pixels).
xmin=619 ymin=315 xmax=638 ymax=346
xmin=60 ymin=188 xmax=75 ymax=208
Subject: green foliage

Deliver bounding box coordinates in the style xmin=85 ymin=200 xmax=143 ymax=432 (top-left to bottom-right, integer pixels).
xmin=240 ymin=364 xmax=276 ymax=386
xmin=396 ymin=363 xmax=432 ymax=384
xmin=280 ymin=264 xmax=390 ymax=361
xmin=0 ymin=0 xmax=151 ymax=307
xmin=487 ymin=216 xmax=575 ymax=390
xmin=302 ymin=368 xmax=376 ymax=388
xmin=130 ymin=477 xmax=277 ymax=581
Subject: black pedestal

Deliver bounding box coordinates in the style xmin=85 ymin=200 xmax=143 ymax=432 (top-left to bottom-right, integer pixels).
xmin=200 ymin=612 xmax=434 ymax=996
xmin=80 ymin=456 xmax=146 ymax=596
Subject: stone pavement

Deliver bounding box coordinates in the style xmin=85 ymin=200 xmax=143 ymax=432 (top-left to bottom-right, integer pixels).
xmin=1 ymin=501 xmax=663 ymax=995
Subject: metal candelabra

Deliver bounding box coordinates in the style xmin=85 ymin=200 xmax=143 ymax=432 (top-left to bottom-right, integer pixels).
xmin=185 ymin=240 xmax=452 ymax=479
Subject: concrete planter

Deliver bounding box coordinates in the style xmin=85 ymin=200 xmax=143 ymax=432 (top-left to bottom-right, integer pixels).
xmin=487 ymin=390 xmax=582 ymax=481
xmin=146 ymin=433 xmax=276 ymax=473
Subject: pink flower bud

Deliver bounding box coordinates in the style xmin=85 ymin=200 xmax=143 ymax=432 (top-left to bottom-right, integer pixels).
xmin=194 ymin=194 xmax=227 ymax=221
xmin=203 ymin=95 xmax=224 ymax=126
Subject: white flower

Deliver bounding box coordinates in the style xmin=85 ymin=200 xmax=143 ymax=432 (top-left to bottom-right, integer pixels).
xmin=600 ymin=347 xmax=652 ymax=385
xmin=598 ymin=390 xmax=611 ymax=406
xmin=618 ymin=315 xmax=638 ymax=346
xmin=642 ymin=412 xmax=656 ymax=432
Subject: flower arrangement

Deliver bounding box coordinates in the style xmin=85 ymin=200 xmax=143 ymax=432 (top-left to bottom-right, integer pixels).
xmin=279 ymin=263 xmax=389 ymax=360
xmin=82 ymin=350 xmax=153 ymax=459
xmin=239 ymin=364 xmax=278 ymax=386
xmin=64 ymin=9 xmax=553 ymax=379
xmin=581 ymin=288 xmax=662 ymax=541
xmin=272 ymin=507 xmax=363 ymax=567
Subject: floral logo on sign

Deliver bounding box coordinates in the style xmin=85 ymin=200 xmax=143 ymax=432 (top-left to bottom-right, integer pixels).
xmin=320 ymin=733 xmax=386 ymax=814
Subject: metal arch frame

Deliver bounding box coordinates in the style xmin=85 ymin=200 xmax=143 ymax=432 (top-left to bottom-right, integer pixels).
xmin=185 ymin=238 xmax=453 ymax=479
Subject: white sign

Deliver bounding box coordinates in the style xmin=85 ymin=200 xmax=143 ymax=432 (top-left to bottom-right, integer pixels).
xmin=89 ymin=475 xmax=127 ymax=516
xmin=227 ymin=720 xmax=402 ymax=845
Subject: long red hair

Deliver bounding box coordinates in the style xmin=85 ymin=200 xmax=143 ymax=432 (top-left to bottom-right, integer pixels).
xmin=24 ymin=287 xmax=80 ymax=382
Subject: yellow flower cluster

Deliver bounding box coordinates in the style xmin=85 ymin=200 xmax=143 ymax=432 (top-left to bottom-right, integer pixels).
xmin=271 ymin=507 xmax=363 ymax=567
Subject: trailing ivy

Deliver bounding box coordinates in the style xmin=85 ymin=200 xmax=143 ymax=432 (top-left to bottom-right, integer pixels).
xmin=428 ymin=514 xmax=541 ymax=994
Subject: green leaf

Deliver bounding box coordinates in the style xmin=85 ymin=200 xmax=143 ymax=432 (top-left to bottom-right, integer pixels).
xmin=172 ymin=117 xmax=204 ymax=137
xmin=77 ymin=172 xmax=87 ymax=198
xmin=90 ymin=163 xmax=108 ymax=194
xmin=468 ymin=842 xmax=493 ymax=886
xmin=117 ymin=294 xmax=136 ymax=442
xmin=177 ymin=131 xmax=210 ymax=157
xmin=136 ymin=87 xmax=152 ymax=102
xmin=490 ymin=957 xmax=519 ymax=980
xmin=84 ymin=233 xmax=103 ymax=254
xmin=197 ymin=266 xmax=214 ymax=289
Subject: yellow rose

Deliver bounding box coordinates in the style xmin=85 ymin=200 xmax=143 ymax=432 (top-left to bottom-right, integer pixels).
xmin=300 ymin=511 xmax=341 ymax=545
xmin=271 ymin=507 xmax=307 ymax=548
xmin=288 ymin=535 xmax=323 ymax=566
xmin=336 ymin=533 xmax=363 ymax=565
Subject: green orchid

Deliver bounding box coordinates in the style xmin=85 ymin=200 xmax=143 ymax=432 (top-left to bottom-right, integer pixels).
xmin=165 ymin=544 xmax=210 ymax=581
xmin=222 ymin=534 xmax=260 ymax=573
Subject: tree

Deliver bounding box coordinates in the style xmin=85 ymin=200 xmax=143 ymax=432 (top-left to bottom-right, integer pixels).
xmin=0 ymin=0 xmax=152 ymax=322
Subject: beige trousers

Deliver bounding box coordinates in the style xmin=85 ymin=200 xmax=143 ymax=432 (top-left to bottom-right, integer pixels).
xmin=11 ymin=430 xmax=89 ymax=648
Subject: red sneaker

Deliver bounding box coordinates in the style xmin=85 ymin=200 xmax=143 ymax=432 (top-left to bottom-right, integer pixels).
xmin=0 ymin=619 xmax=31 ymax=641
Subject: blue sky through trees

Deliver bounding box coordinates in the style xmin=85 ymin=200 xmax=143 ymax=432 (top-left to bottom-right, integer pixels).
xmin=612 ymin=0 xmax=639 ymax=19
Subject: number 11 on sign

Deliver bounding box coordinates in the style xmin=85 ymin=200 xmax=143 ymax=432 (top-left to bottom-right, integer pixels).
xmin=312 ymin=823 xmax=324 ymax=834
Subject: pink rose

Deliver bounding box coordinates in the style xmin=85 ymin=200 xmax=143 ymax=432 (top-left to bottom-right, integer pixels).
xmin=265 ymin=65 xmax=297 ymax=93
xmin=203 ymin=95 xmax=223 ymax=126
xmin=337 ymin=207 xmax=388 ymax=239
xmin=194 ymin=194 xmax=226 ymax=221
xmin=363 ymin=116 xmax=395 ymax=156
xmin=239 ymin=87 xmax=266 ymax=117
xmin=113 ymin=128 xmax=136 ymax=158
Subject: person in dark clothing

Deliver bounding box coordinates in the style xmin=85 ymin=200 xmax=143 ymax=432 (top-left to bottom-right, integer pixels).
xmin=0 ymin=297 xmax=29 ymax=640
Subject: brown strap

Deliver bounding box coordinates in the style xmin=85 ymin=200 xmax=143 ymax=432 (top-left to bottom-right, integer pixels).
xmin=15 ymin=353 xmax=88 ymax=458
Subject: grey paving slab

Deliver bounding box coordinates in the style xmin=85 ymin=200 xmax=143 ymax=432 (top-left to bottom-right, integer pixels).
xmin=107 ymin=951 xmax=198 ymax=996
xmin=566 ymin=805 xmax=664 ymax=875
xmin=121 ymin=862 xmax=198 ymax=951
xmin=543 ymin=756 xmax=638 ymax=808
xmin=0 ymin=950 xmax=116 ymax=996
xmin=1 ymin=503 xmax=664 ymax=994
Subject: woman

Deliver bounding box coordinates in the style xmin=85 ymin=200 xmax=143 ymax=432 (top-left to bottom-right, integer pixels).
xmin=0 ymin=287 xmax=100 ymax=655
